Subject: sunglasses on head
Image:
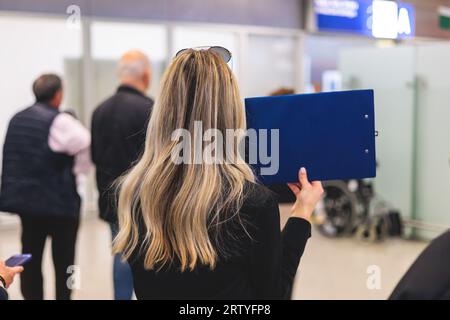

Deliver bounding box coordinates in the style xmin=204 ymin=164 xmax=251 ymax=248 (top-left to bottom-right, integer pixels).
xmin=175 ymin=46 xmax=232 ymax=63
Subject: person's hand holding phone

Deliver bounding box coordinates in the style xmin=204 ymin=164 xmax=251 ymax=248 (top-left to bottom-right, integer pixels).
xmin=0 ymin=260 xmax=24 ymax=288
xmin=287 ymin=167 xmax=324 ymax=222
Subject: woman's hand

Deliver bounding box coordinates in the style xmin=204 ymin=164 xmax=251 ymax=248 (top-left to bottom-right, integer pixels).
xmin=0 ymin=260 xmax=24 ymax=288
xmin=287 ymin=167 xmax=324 ymax=222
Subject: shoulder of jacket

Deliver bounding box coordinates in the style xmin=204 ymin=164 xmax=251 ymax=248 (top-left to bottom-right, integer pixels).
xmin=0 ymin=284 xmax=7 ymax=300
xmin=242 ymin=181 xmax=277 ymax=210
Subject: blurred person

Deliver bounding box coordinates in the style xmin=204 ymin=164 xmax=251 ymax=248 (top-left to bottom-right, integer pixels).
xmin=269 ymin=87 xmax=295 ymax=96
xmin=91 ymin=50 xmax=154 ymax=300
xmin=0 ymin=260 xmax=24 ymax=300
xmin=390 ymin=229 xmax=450 ymax=300
xmin=0 ymin=74 xmax=91 ymax=300
xmin=113 ymin=48 xmax=323 ymax=299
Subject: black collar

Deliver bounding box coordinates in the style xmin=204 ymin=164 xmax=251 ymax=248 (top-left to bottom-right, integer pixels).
xmin=34 ymin=101 xmax=58 ymax=111
xmin=117 ymin=85 xmax=146 ymax=97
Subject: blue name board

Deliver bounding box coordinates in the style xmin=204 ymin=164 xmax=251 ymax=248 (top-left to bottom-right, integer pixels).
xmin=313 ymin=0 xmax=415 ymax=39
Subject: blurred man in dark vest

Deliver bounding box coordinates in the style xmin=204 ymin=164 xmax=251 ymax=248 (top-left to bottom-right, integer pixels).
xmin=91 ymin=50 xmax=154 ymax=300
xmin=0 ymin=74 xmax=90 ymax=300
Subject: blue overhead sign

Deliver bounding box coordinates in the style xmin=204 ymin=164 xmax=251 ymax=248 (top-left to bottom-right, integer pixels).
xmin=313 ymin=0 xmax=415 ymax=39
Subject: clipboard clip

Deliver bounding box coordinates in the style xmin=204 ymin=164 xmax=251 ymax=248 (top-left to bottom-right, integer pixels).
xmin=364 ymin=115 xmax=379 ymax=138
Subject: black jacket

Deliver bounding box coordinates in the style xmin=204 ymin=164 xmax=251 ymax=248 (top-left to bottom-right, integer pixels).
xmin=91 ymin=85 xmax=153 ymax=223
xmin=0 ymin=287 xmax=7 ymax=300
xmin=390 ymin=229 xmax=450 ymax=300
xmin=129 ymin=182 xmax=311 ymax=299
xmin=0 ymin=103 xmax=79 ymax=218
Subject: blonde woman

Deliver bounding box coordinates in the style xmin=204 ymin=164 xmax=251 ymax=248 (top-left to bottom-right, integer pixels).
xmin=113 ymin=47 xmax=323 ymax=299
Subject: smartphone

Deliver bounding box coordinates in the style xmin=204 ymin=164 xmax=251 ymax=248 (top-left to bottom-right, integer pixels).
xmin=5 ymin=254 xmax=32 ymax=267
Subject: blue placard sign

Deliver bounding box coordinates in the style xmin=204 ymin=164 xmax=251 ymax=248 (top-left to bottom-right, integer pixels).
xmin=313 ymin=0 xmax=415 ymax=39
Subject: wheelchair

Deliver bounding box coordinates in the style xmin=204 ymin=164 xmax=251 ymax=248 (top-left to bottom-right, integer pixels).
xmin=312 ymin=179 xmax=403 ymax=242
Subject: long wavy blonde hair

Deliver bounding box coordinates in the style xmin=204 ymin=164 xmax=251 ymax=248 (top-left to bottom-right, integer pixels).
xmin=113 ymin=49 xmax=254 ymax=271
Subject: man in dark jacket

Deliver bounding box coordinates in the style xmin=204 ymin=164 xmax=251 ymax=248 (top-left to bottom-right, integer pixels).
xmin=0 ymin=74 xmax=90 ymax=300
xmin=390 ymin=229 xmax=450 ymax=300
xmin=91 ymin=50 xmax=154 ymax=300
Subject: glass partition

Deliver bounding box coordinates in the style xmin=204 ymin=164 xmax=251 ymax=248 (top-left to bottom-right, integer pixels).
xmin=245 ymin=34 xmax=297 ymax=97
xmin=304 ymin=35 xmax=375 ymax=92
xmin=91 ymin=21 xmax=168 ymax=104
xmin=339 ymin=46 xmax=416 ymax=221
xmin=415 ymin=43 xmax=450 ymax=236
xmin=339 ymin=44 xmax=450 ymax=237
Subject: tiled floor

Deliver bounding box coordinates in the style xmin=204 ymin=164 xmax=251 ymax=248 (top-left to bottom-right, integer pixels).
xmin=0 ymin=205 xmax=428 ymax=300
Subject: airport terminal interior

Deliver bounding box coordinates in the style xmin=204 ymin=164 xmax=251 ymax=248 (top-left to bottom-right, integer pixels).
xmin=0 ymin=0 xmax=450 ymax=300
